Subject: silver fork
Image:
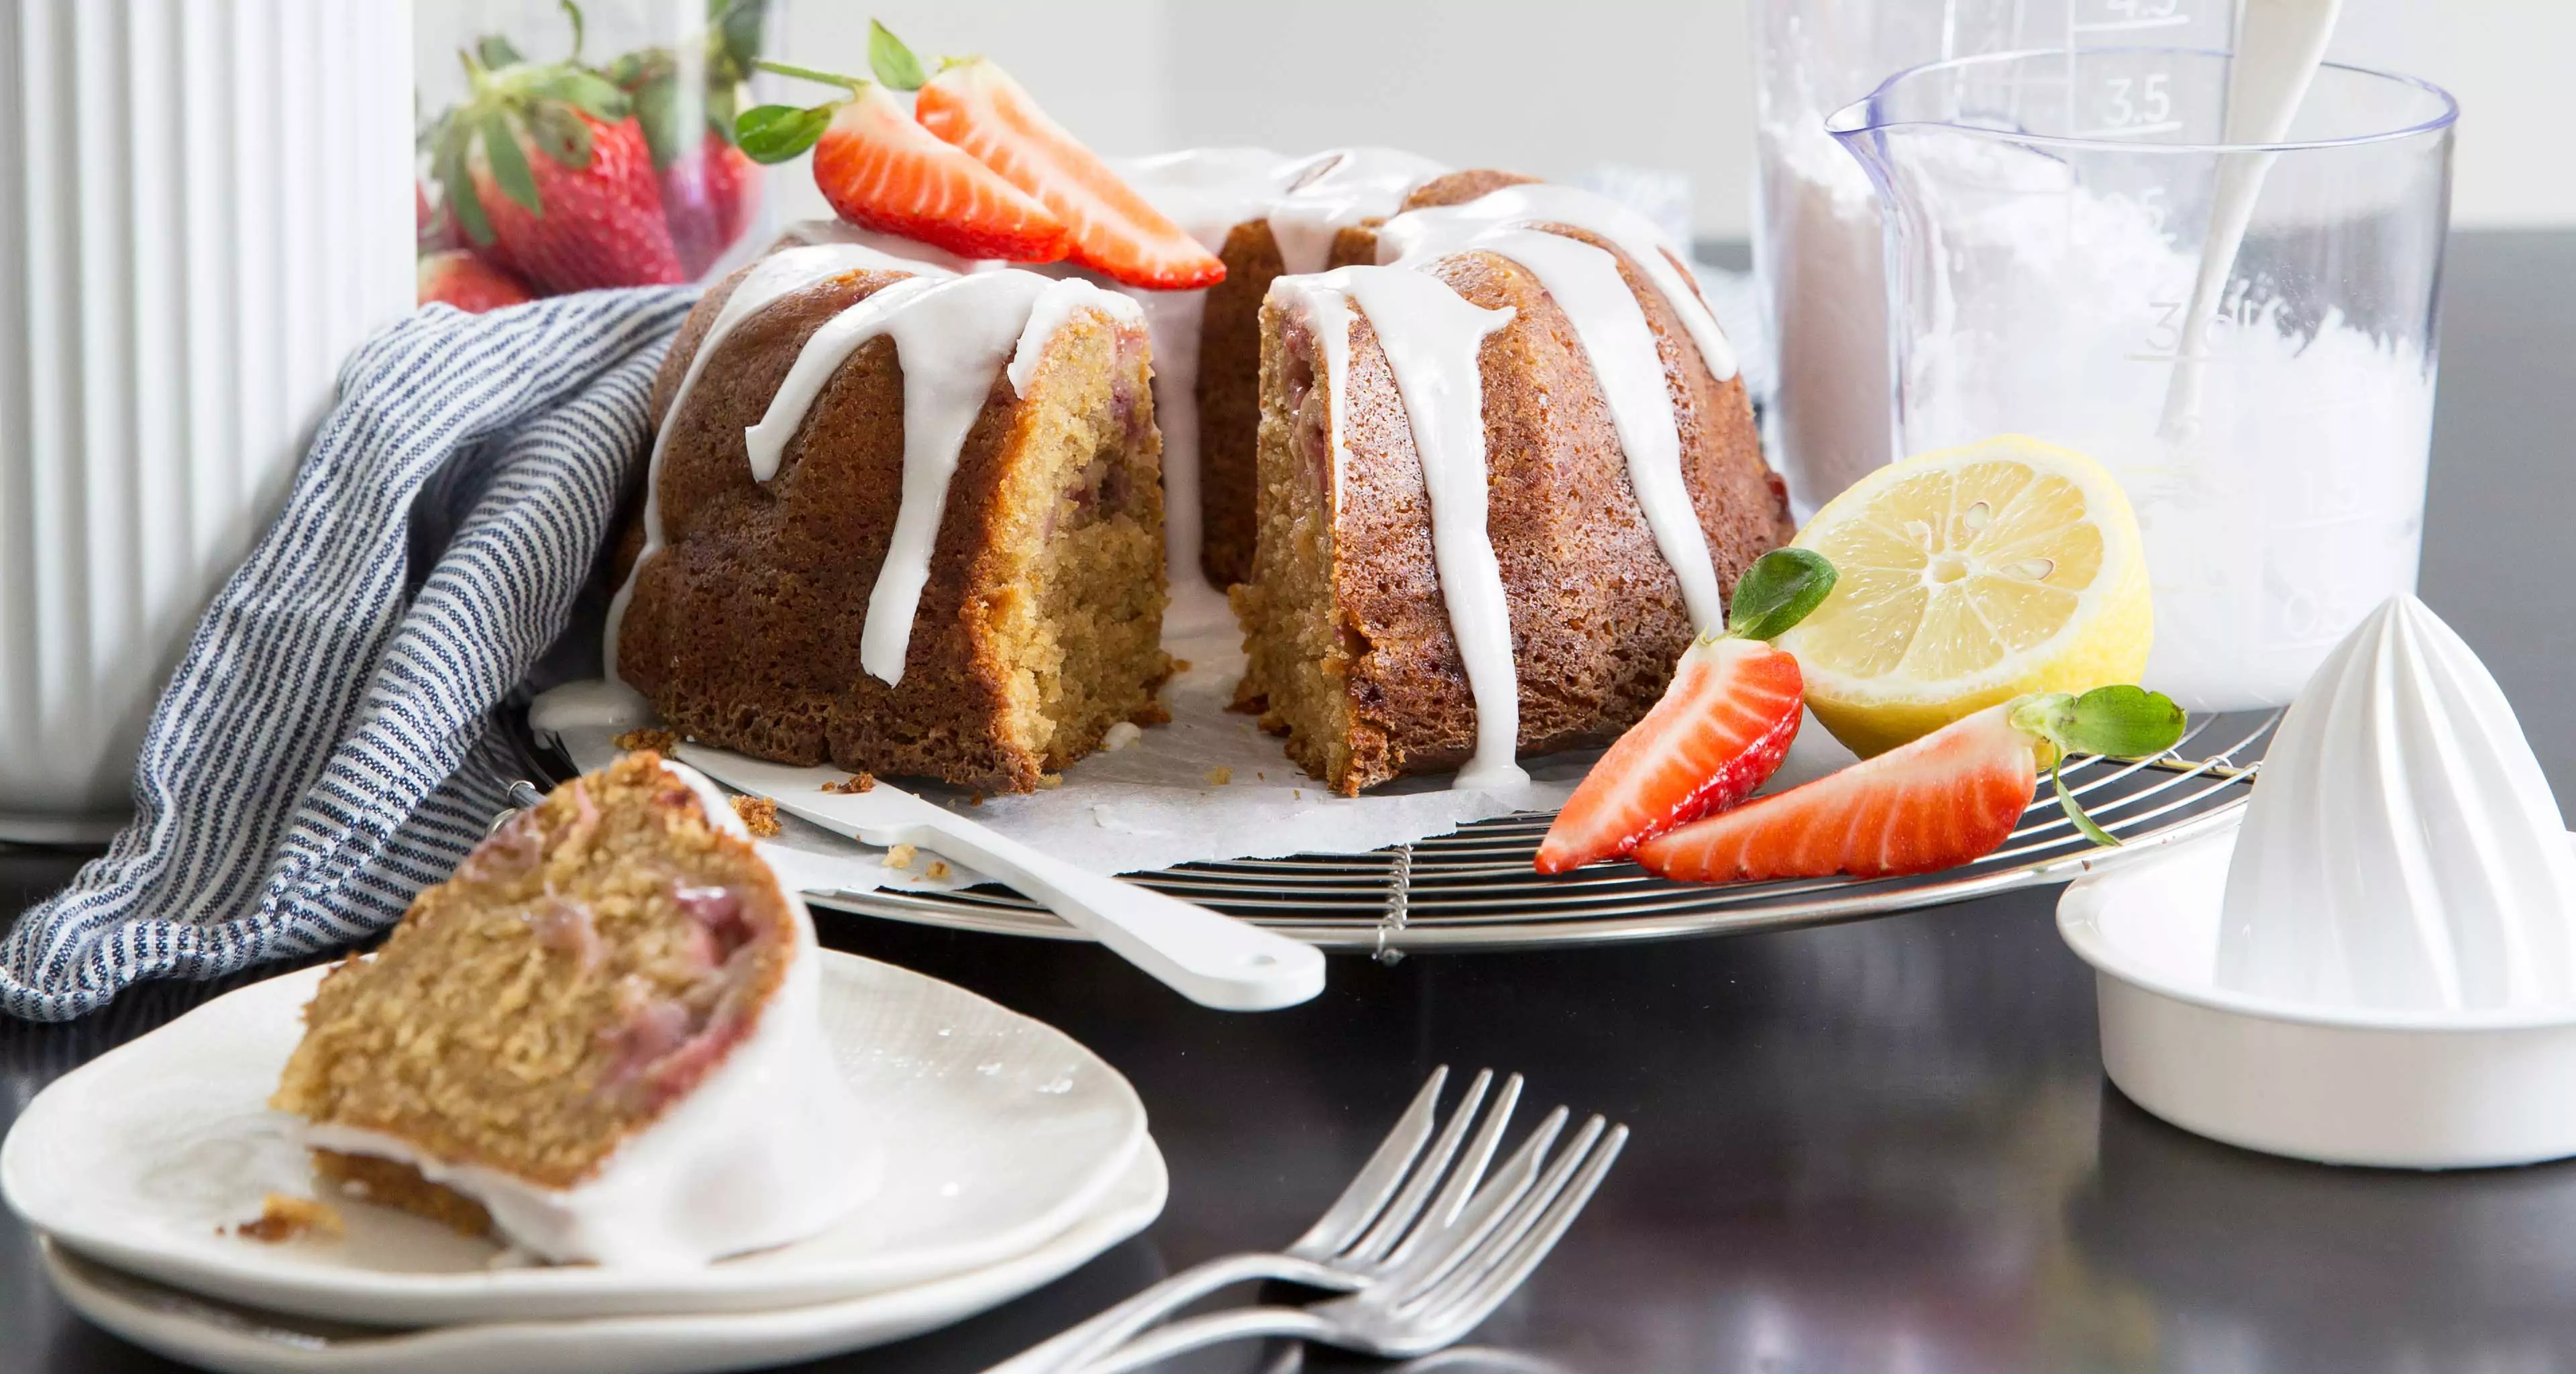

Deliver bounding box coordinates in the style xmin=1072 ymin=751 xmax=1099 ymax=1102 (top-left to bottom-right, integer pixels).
xmin=984 ymin=1066 xmax=1526 ymax=1374
xmin=1075 ymin=1109 xmax=1627 ymax=1373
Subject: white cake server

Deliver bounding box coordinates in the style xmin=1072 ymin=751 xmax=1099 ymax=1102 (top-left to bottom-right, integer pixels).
xmin=680 ymin=747 xmax=1326 ymax=1012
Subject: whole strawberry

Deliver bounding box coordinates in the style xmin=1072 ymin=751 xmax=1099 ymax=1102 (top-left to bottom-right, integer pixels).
xmin=659 ymin=130 xmax=760 ymax=278
xmin=418 ymin=249 xmax=536 ymax=313
xmin=429 ymin=43 xmax=684 ymax=295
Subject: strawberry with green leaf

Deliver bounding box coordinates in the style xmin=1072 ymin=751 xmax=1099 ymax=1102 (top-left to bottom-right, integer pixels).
xmin=734 ymin=35 xmax=1071 ymax=264
xmin=427 ymin=3 xmax=683 ymax=295
xmin=1633 ymin=685 xmax=2189 ymax=883
xmin=607 ymin=0 xmax=770 ymax=278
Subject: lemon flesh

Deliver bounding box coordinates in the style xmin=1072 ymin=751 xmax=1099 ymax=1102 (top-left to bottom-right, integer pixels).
xmin=1780 ymin=434 xmax=2153 ymax=758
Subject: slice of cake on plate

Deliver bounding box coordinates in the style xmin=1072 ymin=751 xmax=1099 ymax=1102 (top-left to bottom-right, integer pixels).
xmin=270 ymin=751 xmax=864 ymax=1267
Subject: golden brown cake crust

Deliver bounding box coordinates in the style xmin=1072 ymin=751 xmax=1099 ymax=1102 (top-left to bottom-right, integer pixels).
xmin=616 ymin=262 xmax=1169 ymax=792
xmin=1242 ymin=226 xmax=1792 ymax=794
xmin=1193 ymin=168 xmax=1542 ymax=590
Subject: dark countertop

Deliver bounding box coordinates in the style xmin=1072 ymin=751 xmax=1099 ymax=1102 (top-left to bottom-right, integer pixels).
xmin=6 ymin=229 xmax=2573 ymax=1374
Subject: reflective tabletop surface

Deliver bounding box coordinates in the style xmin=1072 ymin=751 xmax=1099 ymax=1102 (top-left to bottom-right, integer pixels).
xmin=7 ymin=231 xmax=2575 ymax=1373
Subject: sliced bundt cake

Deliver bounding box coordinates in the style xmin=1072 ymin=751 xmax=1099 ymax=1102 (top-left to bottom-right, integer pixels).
xmin=271 ymin=752 xmax=862 ymax=1267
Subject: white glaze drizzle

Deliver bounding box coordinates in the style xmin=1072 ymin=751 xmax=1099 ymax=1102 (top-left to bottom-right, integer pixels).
xmin=738 ymin=269 xmax=1143 ymax=686
xmin=1381 ymin=224 xmax=1727 ymax=634
xmin=602 ymin=241 xmax=964 ymax=681
xmin=295 ymin=760 xmax=869 ymax=1269
xmin=1375 ymin=183 xmax=1738 ymax=381
xmin=1102 ymin=150 xmax=1448 ymax=613
xmin=1284 ymin=266 xmax=1525 ymax=790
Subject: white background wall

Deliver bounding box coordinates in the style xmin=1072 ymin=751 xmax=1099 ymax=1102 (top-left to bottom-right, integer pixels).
xmin=769 ymin=0 xmax=2574 ymax=237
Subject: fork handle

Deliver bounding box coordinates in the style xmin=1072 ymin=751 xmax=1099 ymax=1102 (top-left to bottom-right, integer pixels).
xmin=1073 ymin=1307 xmax=1340 ymax=1374
xmin=981 ymin=1253 xmax=1352 ymax=1374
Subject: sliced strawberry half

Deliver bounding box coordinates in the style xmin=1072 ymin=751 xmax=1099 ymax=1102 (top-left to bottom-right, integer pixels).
xmin=1535 ymin=547 xmax=1837 ymax=874
xmin=1536 ymin=638 xmax=1804 ymax=874
xmin=1634 ymin=686 xmax=2188 ymax=884
xmin=737 ymin=64 xmax=1069 ymax=263
xmin=913 ymin=56 xmax=1224 ymax=289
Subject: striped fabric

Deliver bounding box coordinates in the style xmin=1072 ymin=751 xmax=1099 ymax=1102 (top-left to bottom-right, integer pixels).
xmin=1 ymin=287 xmax=698 ymax=1022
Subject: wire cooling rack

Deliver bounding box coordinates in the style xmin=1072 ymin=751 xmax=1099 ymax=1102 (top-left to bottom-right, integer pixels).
xmin=508 ymin=707 xmax=2274 ymax=957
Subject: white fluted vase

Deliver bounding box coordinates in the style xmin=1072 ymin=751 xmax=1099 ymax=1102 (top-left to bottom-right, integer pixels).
xmin=0 ymin=0 xmax=416 ymax=839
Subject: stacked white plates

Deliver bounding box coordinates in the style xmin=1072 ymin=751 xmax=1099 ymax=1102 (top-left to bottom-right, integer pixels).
xmin=3 ymin=952 xmax=1165 ymax=1373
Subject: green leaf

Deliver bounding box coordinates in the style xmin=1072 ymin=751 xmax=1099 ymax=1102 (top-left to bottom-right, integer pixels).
xmin=705 ymin=82 xmax=741 ymax=144
xmin=733 ymin=102 xmax=831 ymax=163
xmin=2059 ymin=684 xmax=2188 ymax=759
xmin=1724 ymin=547 xmax=1838 ymax=642
xmin=630 ymin=72 xmax=684 ymax=170
xmin=474 ymin=34 xmax=525 ymax=70
xmin=527 ymin=99 xmax=596 ymax=170
xmin=2055 ymin=760 xmax=2121 ymax=847
xmin=480 ymin=109 xmax=542 ymax=215
xmin=717 ymin=0 xmax=769 ymax=71
xmin=531 ymin=68 xmax=630 ymax=121
xmin=437 ymin=131 xmax=494 ymax=247
xmin=559 ymin=0 xmax=586 ymax=61
xmin=867 ymin=19 xmax=926 ymax=91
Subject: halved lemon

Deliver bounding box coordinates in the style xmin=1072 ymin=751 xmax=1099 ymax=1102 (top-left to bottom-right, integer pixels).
xmin=1778 ymin=434 xmax=2152 ymax=758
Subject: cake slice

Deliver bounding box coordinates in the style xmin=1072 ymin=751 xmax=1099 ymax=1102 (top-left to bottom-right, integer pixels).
xmin=270 ymin=752 xmax=863 ymax=1267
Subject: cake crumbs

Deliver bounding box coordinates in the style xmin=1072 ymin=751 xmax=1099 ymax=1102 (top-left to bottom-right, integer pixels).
xmin=1102 ymin=721 xmax=1142 ymax=751
xmin=729 ymin=795 xmax=780 ymax=837
xmin=885 ymin=843 xmax=918 ymax=870
xmin=924 ymin=859 xmax=953 ymax=880
xmin=968 ymin=792 xmax=985 ymax=808
xmin=227 ymin=1194 xmax=343 ymax=1245
xmin=1206 ymin=767 xmax=1233 ymax=786
xmin=1172 ymin=658 xmax=1193 ymax=673
xmin=1036 ymin=772 xmax=1063 ymax=789
xmin=820 ymin=771 xmax=876 ymax=794
xmin=1130 ymin=701 xmax=1173 ymax=727
xmin=613 ymin=727 xmax=679 ymax=754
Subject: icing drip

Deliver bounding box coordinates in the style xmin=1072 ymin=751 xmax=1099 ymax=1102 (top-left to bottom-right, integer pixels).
xmin=1375 ymin=183 xmax=1738 ymax=381
xmin=1269 ymin=148 xmax=1452 ymax=275
xmin=1116 ymin=286 xmax=1222 ymax=620
xmin=1008 ymin=277 xmax=1146 ymax=397
xmin=1383 ymin=223 xmax=1727 ymax=635
xmin=1108 ymin=149 xmax=1448 ymax=617
xmin=603 ymin=242 xmax=957 ymax=681
xmin=1292 ymin=266 xmax=1525 ymax=790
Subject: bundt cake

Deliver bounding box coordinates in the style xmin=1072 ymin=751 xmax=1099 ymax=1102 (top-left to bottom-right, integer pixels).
xmin=1232 ymin=183 xmax=1792 ymax=794
xmin=271 ymin=752 xmax=863 ymax=1267
xmin=606 ymin=238 xmax=1171 ymax=794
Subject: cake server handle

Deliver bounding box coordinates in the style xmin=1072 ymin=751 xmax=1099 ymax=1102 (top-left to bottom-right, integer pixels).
xmin=678 ymin=747 xmax=1326 ymax=1011
xmin=868 ymin=810 xmax=1327 ymax=1011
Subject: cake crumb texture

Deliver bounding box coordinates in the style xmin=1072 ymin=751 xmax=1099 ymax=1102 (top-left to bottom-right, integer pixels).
xmin=227 ymin=1194 xmax=344 ymax=1244
xmin=270 ymin=753 xmax=799 ymax=1198
xmin=729 ymin=794 xmax=781 ymax=836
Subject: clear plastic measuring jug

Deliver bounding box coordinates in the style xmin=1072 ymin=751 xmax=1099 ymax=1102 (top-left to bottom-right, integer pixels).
xmin=1748 ymin=0 xmax=2239 ymax=520
xmin=1827 ymin=50 xmax=2455 ymax=712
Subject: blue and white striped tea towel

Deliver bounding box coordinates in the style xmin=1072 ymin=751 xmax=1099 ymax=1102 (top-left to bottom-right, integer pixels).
xmin=1 ymin=287 xmax=698 ymax=1022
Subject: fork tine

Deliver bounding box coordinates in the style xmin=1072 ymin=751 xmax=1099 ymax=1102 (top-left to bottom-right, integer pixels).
xmin=1380 ymin=1104 xmax=1569 ymax=1302
xmin=1342 ymin=1069 xmax=1495 ymax=1264
xmin=1380 ymin=1073 xmax=1523 ymax=1268
xmin=1289 ymin=1066 xmax=1449 ymax=1255
xmin=1398 ymin=1114 xmax=1603 ymax=1313
xmin=1412 ymin=1122 xmax=1628 ymax=1334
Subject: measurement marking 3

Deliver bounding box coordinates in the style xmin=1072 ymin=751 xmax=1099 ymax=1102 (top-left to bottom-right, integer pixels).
xmin=2073 ymin=121 xmax=2187 ymax=140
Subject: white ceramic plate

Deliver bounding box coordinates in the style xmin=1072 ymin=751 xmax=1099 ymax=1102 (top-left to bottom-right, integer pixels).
xmin=40 ymin=1141 xmax=1167 ymax=1374
xmin=3 ymin=951 xmax=1146 ymax=1325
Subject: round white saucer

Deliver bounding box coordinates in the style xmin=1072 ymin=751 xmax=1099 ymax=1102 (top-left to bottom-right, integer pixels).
xmin=42 ymin=1141 xmax=1167 ymax=1374
xmin=2059 ymin=829 xmax=2576 ymax=1169
xmin=3 ymin=951 xmax=1147 ymax=1323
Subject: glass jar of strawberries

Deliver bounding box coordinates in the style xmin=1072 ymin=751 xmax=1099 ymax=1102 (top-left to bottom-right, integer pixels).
xmin=415 ymin=1 xmax=776 ymax=311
